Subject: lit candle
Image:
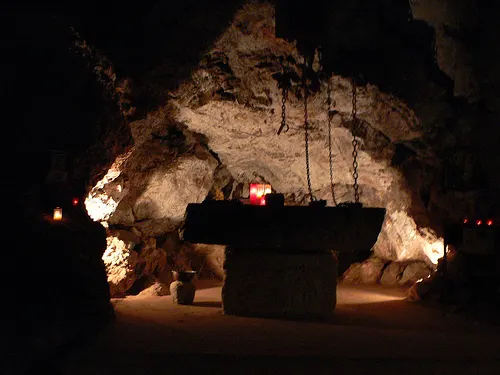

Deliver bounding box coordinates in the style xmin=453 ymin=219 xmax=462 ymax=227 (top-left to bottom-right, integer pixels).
xmin=53 ymin=207 xmax=63 ymax=221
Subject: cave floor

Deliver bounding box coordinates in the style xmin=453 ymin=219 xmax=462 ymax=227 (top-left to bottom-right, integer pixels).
xmin=60 ymin=282 xmax=500 ymax=375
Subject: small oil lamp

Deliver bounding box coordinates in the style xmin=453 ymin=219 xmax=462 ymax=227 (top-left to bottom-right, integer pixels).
xmin=53 ymin=207 xmax=63 ymax=221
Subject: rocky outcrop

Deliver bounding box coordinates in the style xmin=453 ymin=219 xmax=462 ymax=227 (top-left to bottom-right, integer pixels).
xmin=85 ymin=2 xmax=500 ymax=294
xmin=103 ymin=234 xmax=168 ymax=297
xmin=169 ymin=3 xmax=443 ymax=264
xmin=136 ymin=282 xmax=170 ymax=297
xmin=399 ymin=261 xmax=433 ymax=285
xmin=342 ymin=256 xmax=433 ymax=286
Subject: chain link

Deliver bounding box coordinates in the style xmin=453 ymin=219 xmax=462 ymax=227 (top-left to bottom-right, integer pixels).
xmin=278 ymin=84 xmax=289 ymax=135
xmin=303 ymin=57 xmax=315 ymax=202
xmin=351 ymin=79 xmax=360 ymax=203
xmin=327 ymin=77 xmax=338 ymax=206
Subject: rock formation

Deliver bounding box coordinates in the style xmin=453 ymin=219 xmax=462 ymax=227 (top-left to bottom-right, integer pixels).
xmin=79 ymin=1 xmax=500 ymax=294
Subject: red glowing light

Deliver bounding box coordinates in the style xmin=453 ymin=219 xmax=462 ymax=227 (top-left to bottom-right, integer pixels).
xmin=72 ymin=198 xmax=79 ymax=206
xmin=463 ymin=218 xmax=468 ymax=224
xmin=476 ymin=220 xmax=482 ymax=226
xmin=487 ymin=219 xmax=493 ymax=226
xmin=249 ymin=183 xmax=271 ymax=206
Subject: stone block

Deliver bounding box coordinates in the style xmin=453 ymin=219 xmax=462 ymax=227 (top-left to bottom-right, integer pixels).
xmin=222 ymin=249 xmax=337 ymax=319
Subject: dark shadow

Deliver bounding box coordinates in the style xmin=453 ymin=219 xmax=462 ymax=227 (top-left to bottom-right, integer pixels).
xmin=194 ymin=279 xmax=224 ymax=290
xmin=192 ymin=301 xmax=222 ymax=308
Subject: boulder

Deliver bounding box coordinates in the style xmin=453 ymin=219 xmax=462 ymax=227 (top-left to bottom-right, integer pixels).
xmin=103 ymin=236 xmax=140 ymax=297
xmin=107 ymin=228 xmax=141 ymax=249
xmin=380 ymin=262 xmax=405 ymax=285
xmin=359 ymin=257 xmax=387 ymax=284
xmin=103 ymin=236 xmax=168 ymax=297
xmin=137 ymin=282 xmax=170 ymax=297
xmin=342 ymin=257 xmax=386 ymax=284
xmin=192 ymin=244 xmax=226 ymax=279
xmin=342 ymin=263 xmax=363 ymax=284
xmin=399 ymin=261 xmax=433 ymax=285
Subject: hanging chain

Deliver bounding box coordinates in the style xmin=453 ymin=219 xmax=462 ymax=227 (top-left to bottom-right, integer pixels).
xmin=278 ymin=83 xmax=289 ymax=135
xmin=277 ymin=58 xmax=290 ymax=135
xmin=327 ymin=77 xmax=338 ymax=206
xmin=303 ymin=57 xmax=315 ymax=202
xmin=351 ymin=79 xmax=360 ymax=203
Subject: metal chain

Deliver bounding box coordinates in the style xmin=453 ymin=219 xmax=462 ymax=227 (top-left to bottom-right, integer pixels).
xmin=303 ymin=57 xmax=315 ymax=202
xmin=327 ymin=77 xmax=338 ymax=206
xmin=351 ymin=79 xmax=360 ymax=203
xmin=278 ymin=83 xmax=289 ymax=135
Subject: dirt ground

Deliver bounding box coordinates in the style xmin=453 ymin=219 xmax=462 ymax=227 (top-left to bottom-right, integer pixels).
xmin=55 ymin=281 xmax=500 ymax=375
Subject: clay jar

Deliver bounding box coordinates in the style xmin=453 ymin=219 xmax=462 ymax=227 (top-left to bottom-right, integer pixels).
xmin=170 ymin=271 xmax=197 ymax=305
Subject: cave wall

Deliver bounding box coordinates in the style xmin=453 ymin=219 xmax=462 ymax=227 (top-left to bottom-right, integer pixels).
xmin=77 ymin=1 xmax=500 ymax=294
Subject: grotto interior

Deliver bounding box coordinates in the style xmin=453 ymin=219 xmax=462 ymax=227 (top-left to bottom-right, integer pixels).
xmin=5 ymin=0 xmax=500 ymax=373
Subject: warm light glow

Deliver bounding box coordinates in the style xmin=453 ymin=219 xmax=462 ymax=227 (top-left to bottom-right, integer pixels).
xmin=476 ymin=220 xmax=482 ymax=226
xmin=249 ymin=183 xmax=271 ymax=205
xmin=102 ymin=236 xmax=138 ymax=288
xmin=422 ymin=238 xmax=444 ymax=265
xmin=487 ymin=219 xmax=493 ymax=226
xmin=463 ymin=218 xmax=468 ymax=224
xmin=53 ymin=207 xmax=63 ymax=221
xmin=84 ymin=151 xmax=132 ymax=222
xmin=72 ymin=198 xmax=79 ymax=206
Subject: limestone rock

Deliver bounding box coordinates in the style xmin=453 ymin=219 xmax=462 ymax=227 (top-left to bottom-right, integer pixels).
xmin=399 ymin=261 xmax=433 ymax=285
xmin=361 ymin=257 xmax=386 ymax=284
xmin=131 ymin=154 xmax=218 ymax=222
xmin=192 ymin=244 xmax=225 ymax=279
xmin=380 ymin=262 xmax=405 ymax=285
xmin=102 ymin=236 xmax=168 ymax=297
xmin=168 ymin=4 xmax=443 ymax=265
xmin=137 ymin=238 xmax=167 ymax=276
xmin=137 ymin=282 xmax=170 ymax=297
xmin=108 ymin=200 xmax=135 ymax=225
xmin=342 ymin=263 xmax=363 ymax=284
xmin=102 ymin=236 xmax=140 ymax=297
xmin=342 ymin=257 xmax=386 ymax=284
xmin=87 ymin=2 xmax=450 ymax=278
xmin=107 ymin=228 xmax=141 ymax=250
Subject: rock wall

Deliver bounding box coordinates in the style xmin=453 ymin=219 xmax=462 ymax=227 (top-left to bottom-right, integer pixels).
xmin=83 ymin=2 xmax=500 ymax=293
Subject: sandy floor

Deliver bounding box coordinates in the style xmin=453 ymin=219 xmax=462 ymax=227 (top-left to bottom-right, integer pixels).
xmin=58 ymin=281 xmax=500 ymax=375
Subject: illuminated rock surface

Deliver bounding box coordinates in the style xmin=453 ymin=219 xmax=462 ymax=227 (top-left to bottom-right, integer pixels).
xmin=343 ymin=257 xmax=433 ymax=286
xmin=84 ymin=1 xmax=500 ymax=293
xmin=87 ymin=4 xmax=443 ymax=271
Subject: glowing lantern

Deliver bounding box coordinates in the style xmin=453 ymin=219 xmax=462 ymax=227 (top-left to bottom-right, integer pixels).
xmin=476 ymin=220 xmax=482 ymax=226
xmin=53 ymin=207 xmax=63 ymax=221
xmin=72 ymin=197 xmax=79 ymax=206
xmin=487 ymin=219 xmax=493 ymax=226
xmin=463 ymin=218 xmax=468 ymax=224
xmin=249 ymin=183 xmax=272 ymax=205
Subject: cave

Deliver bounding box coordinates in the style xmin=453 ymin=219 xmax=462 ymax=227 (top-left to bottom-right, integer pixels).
xmin=6 ymin=0 xmax=500 ymax=373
